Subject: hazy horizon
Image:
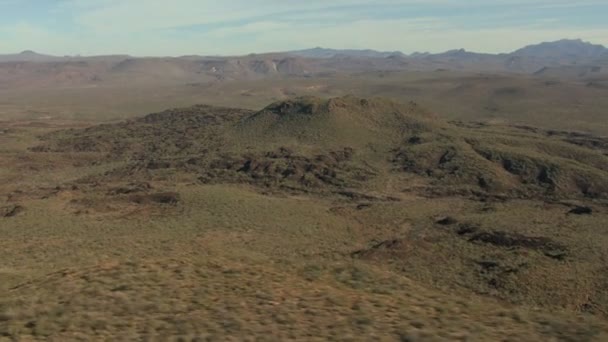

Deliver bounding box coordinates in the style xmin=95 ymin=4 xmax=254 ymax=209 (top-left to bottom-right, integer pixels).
xmin=1 ymin=38 xmax=606 ymax=59
xmin=0 ymin=0 xmax=607 ymax=57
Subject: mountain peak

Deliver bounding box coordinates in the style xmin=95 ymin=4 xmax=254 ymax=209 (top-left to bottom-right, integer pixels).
xmin=238 ymin=96 xmax=437 ymax=149
xmin=511 ymin=39 xmax=607 ymax=59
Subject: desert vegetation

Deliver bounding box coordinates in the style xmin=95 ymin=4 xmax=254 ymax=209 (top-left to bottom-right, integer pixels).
xmin=1 ymin=37 xmax=608 ymax=340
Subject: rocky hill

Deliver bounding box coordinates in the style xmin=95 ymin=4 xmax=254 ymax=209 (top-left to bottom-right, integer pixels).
xmin=35 ymin=96 xmax=608 ymax=200
xmin=5 ymin=96 xmax=607 ymax=339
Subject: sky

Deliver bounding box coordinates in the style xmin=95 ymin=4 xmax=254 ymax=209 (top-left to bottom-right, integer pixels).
xmin=0 ymin=0 xmax=607 ymax=56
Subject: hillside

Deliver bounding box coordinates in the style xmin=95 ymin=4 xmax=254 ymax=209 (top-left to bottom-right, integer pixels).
xmin=2 ymin=96 xmax=608 ymax=339
xmin=35 ymin=96 xmax=608 ymax=200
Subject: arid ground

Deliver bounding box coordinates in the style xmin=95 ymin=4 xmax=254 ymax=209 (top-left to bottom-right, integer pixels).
xmin=1 ymin=41 xmax=608 ymax=340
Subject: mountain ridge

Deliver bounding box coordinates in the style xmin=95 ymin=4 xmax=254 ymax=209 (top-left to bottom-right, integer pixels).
xmin=2 ymin=39 xmax=605 ymax=61
xmin=512 ymin=39 xmax=607 ymax=59
xmin=0 ymin=39 xmax=606 ymax=88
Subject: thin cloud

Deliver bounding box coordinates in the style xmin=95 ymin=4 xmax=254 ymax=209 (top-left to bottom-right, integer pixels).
xmin=0 ymin=0 xmax=606 ymax=55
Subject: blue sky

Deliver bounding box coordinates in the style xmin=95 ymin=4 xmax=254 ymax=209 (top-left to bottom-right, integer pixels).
xmin=0 ymin=0 xmax=607 ymax=56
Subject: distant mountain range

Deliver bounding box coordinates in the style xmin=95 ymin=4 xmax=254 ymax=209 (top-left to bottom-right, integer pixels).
xmin=3 ymin=39 xmax=606 ymax=62
xmin=288 ymin=47 xmax=407 ymax=59
xmin=290 ymin=39 xmax=608 ymax=61
xmin=0 ymin=39 xmax=606 ymax=89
